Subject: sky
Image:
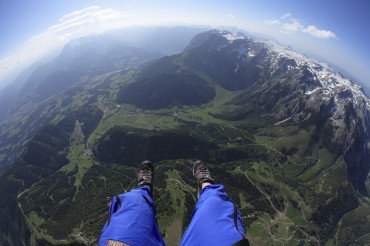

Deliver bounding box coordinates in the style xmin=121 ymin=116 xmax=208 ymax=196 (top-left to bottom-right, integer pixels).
xmin=0 ymin=0 xmax=369 ymax=88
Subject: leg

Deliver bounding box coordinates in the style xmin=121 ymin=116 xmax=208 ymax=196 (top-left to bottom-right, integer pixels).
xmin=99 ymin=161 xmax=165 ymax=246
xmin=180 ymin=161 xmax=248 ymax=246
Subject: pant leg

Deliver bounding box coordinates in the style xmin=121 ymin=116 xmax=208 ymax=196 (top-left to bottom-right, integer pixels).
xmin=99 ymin=187 xmax=165 ymax=246
xmin=179 ymin=184 xmax=245 ymax=246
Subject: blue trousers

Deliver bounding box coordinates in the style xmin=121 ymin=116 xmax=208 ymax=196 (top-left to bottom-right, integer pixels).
xmin=99 ymin=187 xmax=165 ymax=246
xmin=99 ymin=185 xmax=245 ymax=246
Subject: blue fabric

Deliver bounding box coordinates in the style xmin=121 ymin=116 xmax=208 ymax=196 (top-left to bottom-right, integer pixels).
xmin=99 ymin=184 xmax=245 ymax=246
xmin=99 ymin=187 xmax=165 ymax=246
xmin=179 ymin=184 xmax=245 ymax=246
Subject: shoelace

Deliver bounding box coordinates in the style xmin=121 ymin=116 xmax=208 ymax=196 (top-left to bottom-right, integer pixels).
xmin=138 ymin=170 xmax=152 ymax=182
xmin=197 ymin=168 xmax=212 ymax=181
xmin=198 ymin=169 xmax=210 ymax=176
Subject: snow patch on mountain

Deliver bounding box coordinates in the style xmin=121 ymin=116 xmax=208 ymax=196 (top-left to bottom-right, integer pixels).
xmin=214 ymin=29 xmax=370 ymax=112
xmin=305 ymin=86 xmax=320 ymax=95
xmin=216 ymin=30 xmax=369 ymax=103
xmin=258 ymin=39 xmax=370 ymax=109
xmin=220 ymin=30 xmax=246 ymax=43
xmin=248 ymin=49 xmax=256 ymax=57
xmin=234 ymin=64 xmax=240 ymax=74
xmin=68 ymin=33 xmax=105 ymax=49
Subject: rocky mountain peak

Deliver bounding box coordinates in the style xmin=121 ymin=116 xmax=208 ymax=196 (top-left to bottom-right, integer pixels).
xmin=184 ymin=30 xmax=370 ymax=195
xmin=187 ymin=29 xmax=370 ymax=131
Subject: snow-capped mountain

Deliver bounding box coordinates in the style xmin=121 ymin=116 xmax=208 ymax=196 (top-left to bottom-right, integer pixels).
xmin=206 ymin=30 xmax=369 ymax=109
xmin=184 ymin=30 xmax=370 ymax=195
xmin=186 ymin=29 xmax=370 ymax=138
xmin=1 ymin=28 xmax=370 ymax=245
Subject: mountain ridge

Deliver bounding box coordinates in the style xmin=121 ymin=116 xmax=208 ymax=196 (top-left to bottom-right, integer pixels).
xmin=115 ymin=30 xmax=370 ymax=195
xmin=0 ymin=28 xmax=369 ymax=245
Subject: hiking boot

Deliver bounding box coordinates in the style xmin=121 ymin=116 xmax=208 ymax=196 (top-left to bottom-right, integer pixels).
xmin=137 ymin=160 xmax=154 ymax=194
xmin=193 ymin=160 xmax=214 ymax=197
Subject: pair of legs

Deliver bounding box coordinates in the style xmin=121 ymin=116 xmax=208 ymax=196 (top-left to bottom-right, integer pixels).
xmin=99 ymin=160 xmax=249 ymax=246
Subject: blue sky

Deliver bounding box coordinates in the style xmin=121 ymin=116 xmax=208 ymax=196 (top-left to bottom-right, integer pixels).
xmin=0 ymin=0 xmax=369 ymax=87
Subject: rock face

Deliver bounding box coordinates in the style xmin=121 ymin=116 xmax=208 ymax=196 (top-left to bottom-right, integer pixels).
xmin=118 ymin=29 xmax=370 ymax=195
xmin=184 ymin=30 xmax=370 ymax=196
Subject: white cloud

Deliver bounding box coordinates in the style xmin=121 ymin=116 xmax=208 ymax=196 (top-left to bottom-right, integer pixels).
xmin=228 ymin=14 xmax=235 ymax=19
xmin=265 ymin=19 xmax=280 ymax=25
xmin=0 ymin=6 xmax=131 ymax=86
xmin=59 ymin=6 xmax=100 ymax=22
xmin=280 ymin=13 xmax=292 ymax=20
xmin=281 ymin=21 xmax=303 ymax=33
xmin=303 ymin=25 xmax=338 ymax=39
xmin=265 ymin=13 xmax=337 ymax=40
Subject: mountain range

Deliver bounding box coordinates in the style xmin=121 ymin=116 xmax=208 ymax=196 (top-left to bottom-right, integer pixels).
xmin=0 ymin=27 xmax=369 ymax=245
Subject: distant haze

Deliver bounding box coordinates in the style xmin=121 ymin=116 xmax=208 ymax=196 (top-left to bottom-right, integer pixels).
xmin=0 ymin=1 xmax=369 ymax=89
